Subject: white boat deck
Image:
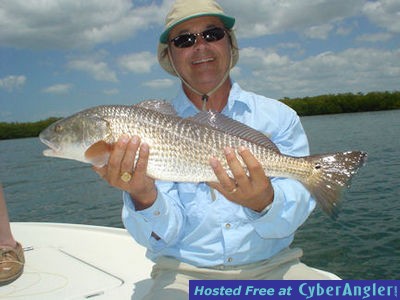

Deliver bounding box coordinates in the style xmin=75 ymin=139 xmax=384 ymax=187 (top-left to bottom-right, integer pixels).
xmin=1 ymin=223 xmax=154 ymax=299
xmin=1 ymin=222 xmax=340 ymax=299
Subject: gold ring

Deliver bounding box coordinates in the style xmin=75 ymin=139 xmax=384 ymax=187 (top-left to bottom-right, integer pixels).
xmin=120 ymin=171 xmax=132 ymax=183
xmin=228 ymin=187 xmax=238 ymax=194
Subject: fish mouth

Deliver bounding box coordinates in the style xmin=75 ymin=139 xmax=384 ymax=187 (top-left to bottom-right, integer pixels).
xmin=39 ymin=136 xmax=61 ymax=155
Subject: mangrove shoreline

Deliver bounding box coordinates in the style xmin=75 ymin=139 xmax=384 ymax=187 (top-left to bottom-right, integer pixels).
xmin=1 ymin=91 xmax=399 ymax=140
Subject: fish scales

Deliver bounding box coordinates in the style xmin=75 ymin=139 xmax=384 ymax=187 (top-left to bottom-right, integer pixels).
xmin=99 ymin=106 xmax=215 ymax=181
xmin=39 ymin=100 xmax=367 ymax=217
xmin=89 ymin=105 xmax=289 ymax=182
xmin=128 ymin=107 xmax=308 ymax=182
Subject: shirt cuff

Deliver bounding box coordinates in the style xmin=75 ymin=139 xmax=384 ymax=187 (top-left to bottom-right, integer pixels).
xmin=122 ymin=191 xmax=167 ymax=222
xmin=244 ymin=201 xmax=273 ymax=220
xmin=251 ymin=179 xmax=315 ymax=239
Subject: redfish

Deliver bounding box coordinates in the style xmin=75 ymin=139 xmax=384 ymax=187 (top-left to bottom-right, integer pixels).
xmin=39 ymin=100 xmax=367 ymax=217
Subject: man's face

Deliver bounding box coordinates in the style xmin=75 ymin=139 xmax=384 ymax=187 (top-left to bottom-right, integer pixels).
xmin=168 ymin=16 xmax=231 ymax=94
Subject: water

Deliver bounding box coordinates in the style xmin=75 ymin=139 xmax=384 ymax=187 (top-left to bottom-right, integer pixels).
xmin=0 ymin=110 xmax=399 ymax=279
xmin=0 ymin=138 xmax=123 ymax=227
xmin=295 ymin=110 xmax=400 ymax=280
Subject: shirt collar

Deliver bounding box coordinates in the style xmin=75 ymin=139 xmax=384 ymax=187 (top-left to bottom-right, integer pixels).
xmin=172 ymin=88 xmax=198 ymax=117
xmin=172 ymin=81 xmax=250 ymax=117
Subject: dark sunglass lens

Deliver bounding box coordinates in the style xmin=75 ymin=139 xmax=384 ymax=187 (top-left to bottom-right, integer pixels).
xmin=173 ymin=34 xmax=196 ymax=48
xmin=171 ymin=28 xmax=226 ymax=48
xmin=203 ymin=28 xmax=225 ymax=42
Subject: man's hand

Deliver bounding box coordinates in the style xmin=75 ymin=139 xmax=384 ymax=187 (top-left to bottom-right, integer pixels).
xmin=208 ymin=146 xmax=274 ymax=212
xmin=93 ymin=135 xmax=157 ymax=210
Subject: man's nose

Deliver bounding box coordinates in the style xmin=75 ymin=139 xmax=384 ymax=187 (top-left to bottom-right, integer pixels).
xmin=193 ymin=35 xmax=209 ymax=49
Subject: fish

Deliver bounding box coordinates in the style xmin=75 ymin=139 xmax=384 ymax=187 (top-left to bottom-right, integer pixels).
xmin=39 ymin=99 xmax=367 ymax=217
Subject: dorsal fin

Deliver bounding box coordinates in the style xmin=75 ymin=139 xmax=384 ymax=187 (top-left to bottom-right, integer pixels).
xmin=187 ymin=111 xmax=280 ymax=153
xmin=134 ymin=99 xmax=177 ymax=115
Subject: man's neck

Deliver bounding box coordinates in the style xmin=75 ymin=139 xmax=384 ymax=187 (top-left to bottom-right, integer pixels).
xmin=182 ymin=79 xmax=232 ymax=112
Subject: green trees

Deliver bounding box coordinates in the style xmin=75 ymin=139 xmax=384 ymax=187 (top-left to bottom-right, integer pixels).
xmin=280 ymin=91 xmax=400 ymax=116
xmin=0 ymin=118 xmax=60 ymax=140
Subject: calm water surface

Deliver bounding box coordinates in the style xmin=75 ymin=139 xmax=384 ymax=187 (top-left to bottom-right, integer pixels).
xmin=0 ymin=110 xmax=399 ymax=279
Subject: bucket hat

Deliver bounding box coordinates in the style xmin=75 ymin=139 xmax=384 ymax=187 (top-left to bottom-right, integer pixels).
xmin=158 ymin=0 xmax=239 ymax=76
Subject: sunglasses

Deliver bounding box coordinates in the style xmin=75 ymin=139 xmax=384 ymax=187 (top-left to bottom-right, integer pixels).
xmin=170 ymin=27 xmax=227 ymax=49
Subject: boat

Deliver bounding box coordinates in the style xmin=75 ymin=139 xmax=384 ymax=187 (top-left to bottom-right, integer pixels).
xmin=0 ymin=222 xmax=340 ymax=299
xmin=1 ymin=222 xmax=153 ymax=299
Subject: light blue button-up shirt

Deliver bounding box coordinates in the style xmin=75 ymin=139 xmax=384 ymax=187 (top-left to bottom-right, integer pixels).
xmin=122 ymin=82 xmax=315 ymax=267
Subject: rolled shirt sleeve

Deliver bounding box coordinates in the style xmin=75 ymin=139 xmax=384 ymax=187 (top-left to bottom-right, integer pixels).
xmin=122 ymin=181 xmax=185 ymax=252
xmin=251 ymin=178 xmax=316 ymax=238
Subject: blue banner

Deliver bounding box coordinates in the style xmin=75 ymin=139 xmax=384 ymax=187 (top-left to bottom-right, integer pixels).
xmin=189 ymin=280 xmax=399 ymax=300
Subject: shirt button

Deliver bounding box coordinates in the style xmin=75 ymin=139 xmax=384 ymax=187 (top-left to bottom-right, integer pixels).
xmin=153 ymin=211 xmax=160 ymax=216
xmin=227 ymin=257 xmax=233 ymax=263
xmin=225 ymin=223 xmax=231 ymax=229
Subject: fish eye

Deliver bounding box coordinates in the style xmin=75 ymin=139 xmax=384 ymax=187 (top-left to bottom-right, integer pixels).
xmin=54 ymin=124 xmax=63 ymax=133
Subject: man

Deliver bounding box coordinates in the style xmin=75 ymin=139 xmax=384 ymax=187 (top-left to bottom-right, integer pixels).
xmin=95 ymin=0 xmax=333 ymax=298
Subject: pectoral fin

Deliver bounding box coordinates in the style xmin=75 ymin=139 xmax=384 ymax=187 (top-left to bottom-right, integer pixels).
xmin=84 ymin=141 xmax=114 ymax=167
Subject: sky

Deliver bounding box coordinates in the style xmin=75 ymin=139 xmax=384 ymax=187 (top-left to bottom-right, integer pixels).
xmin=0 ymin=0 xmax=399 ymax=122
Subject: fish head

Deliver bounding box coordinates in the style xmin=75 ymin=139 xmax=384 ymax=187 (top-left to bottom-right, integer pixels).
xmin=39 ymin=111 xmax=112 ymax=165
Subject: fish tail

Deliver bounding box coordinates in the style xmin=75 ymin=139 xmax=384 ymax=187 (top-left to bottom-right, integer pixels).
xmin=301 ymin=151 xmax=367 ymax=218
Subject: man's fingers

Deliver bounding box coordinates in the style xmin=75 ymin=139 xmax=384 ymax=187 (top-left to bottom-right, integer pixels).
xmin=223 ymin=147 xmax=249 ymax=186
xmin=134 ymin=142 xmax=150 ymax=176
xmin=120 ymin=136 xmax=140 ymax=174
xmin=106 ymin=135 xmax=128 ymax=180
xmin=237 ymin=146 xmax=265 ymax=181
xmin=209 ymin=156 xmax=238 ymax=193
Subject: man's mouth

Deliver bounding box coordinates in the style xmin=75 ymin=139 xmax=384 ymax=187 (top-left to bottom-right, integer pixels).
xmin=192 ymin=57 xmax=214 ymax=65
